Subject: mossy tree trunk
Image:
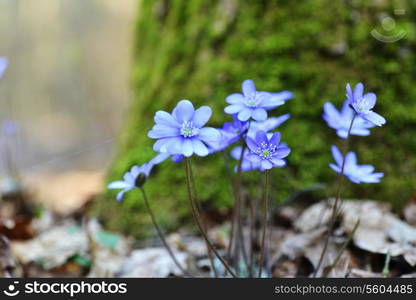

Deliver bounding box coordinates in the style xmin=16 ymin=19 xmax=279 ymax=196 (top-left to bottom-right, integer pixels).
xmin=96 ymin=0 xmax=416 ymax=238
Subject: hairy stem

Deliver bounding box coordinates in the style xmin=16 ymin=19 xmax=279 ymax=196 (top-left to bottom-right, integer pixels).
xmin=258 ymin=169 xmax=269 ymax=277
xmin=140 ymin=187 xmax=190 ymax=276
xmin=184 ymin=158 xmax=237 ymax=278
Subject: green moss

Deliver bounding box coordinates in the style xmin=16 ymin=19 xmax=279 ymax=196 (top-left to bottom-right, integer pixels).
xmin=94 ymin=0 xmax=416 ymax=238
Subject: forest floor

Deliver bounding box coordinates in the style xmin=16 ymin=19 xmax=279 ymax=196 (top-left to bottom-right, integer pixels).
xmin=0 ymin=172 xmax=415 ymax=278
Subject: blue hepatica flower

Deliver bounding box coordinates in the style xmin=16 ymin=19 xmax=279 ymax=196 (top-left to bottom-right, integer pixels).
xmin=108 ymin=164 xmax=152 ymax=201
xmin=148 ymin=100 xmax=221 ymax=157
xmin=207 ymin=114 xmax=249 ymax=152
xmin=247 ymin=114 xmax=290 ymax=138
xmin=108 ymin=153 xmax=170 ymax=201
xmin=0 ymin=57 xmax=8 ymax=78
xmin=329 ymin=145 xmax=384 ymax=184
xmin=224 ymin=79 xmax=293 ymax=122
xmin=207 ymin=114 xmax=291 ymax=154
xmin=231 ymin=146 xmax=261 ymax=172
xmin=323 ymin=101 xmax=375 ymax=138
xmin=246 ymin=131 xmax=290 ymax=170
xmin=346 ymin=82 xmax=386 ymax=127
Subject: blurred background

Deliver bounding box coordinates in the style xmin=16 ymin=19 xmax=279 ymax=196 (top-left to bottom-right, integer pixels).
xmin=0 ymin=0 xmax=136 ymax=212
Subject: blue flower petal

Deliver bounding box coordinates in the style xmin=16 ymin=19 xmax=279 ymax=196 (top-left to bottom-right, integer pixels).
xmin=247 ymin=152 xmax=261 ymax=163
xmin=116 ymin=190 xmax=127 ymax=202
xmin=350 ymin=128 xmax=370 ymax=136
xmin=193 ymin=106 xmax=212 ymax=127
xmin=198 ymin=127 xmax=220 ymax=142
xmin=150 ymin=152 xmax=171 ymax=165
xmin=225 ymin=104 xmax=244 ymax=114
xmin=255 ymin=131 xmax=268 ymax=145
xmin=153 ymin=137 xmax=173 ymax=152
xmin=270 ymin=91 xmax=293 ymax=103
xmin=108 ymin=181 xmax=131 ymax=189
xmin=123 ymin=172 xmax=135 ymax=184
xmin=246 ymin=136 xmax=258 ymax=153
xmin=329 ymin=163 xmax=341 ymax=173
xmin=173 ymin=100 xmax=195 ymax=123
xmin=155 ymin=111 xmax=180 ymax=128
xmin=242 ymin=79 xmax=256 ymax=97
xmin=130 ymin=165 xmax=141 ymax=178
xmin=148 ymin=125 xmax=179 ymax=138
xmin=182 ymin=139 xmax=194 ymax=157
xmin=230 ymin=146 xmax=243 ymax=160
xmin=226 ymin=93 xmax=244 ymax=104
xmin=354 ymin=82 xmax=364 ymax=100
xmin=258 ymin=92 xmax=283 ymax=109
xmin=192 ymin=139 xmax=209 ymax=156
xmin=275 ymin=146 xmax=290 ymax=158
xmin=252 ymin=108 xmax=267 ymax=121
xmin=331 ymin=145 xmax=343 ymax=167
xmin=261 ymin=160 xmax=273 ymax=170
xmin=364 ymin=111 xmax=386 ymax=127
xmin=336 ymin=129 xmax=349 ymax=139
xmin=363 ymin=93 xmax=376 ymax=108
xmin=269 ymin=132 xmax=281 ymax=146
xmin=270 ymin=158 xmax=286 ymax=167
xmin=163 ymin=137 xmax=183 ymax=154
xmin=237 ymin=108 xmax=252 ymax=121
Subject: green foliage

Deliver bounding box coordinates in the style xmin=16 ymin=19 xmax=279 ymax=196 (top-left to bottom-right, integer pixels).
xmin=94 ymin=0 xmax=416 ymax=238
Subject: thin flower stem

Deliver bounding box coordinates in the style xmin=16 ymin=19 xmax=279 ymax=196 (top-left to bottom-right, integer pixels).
xmin=234 ymin=143 xmax=249 ymax=273
xmin=248 ymin=196 xmax=256 ymax=277
xmin=323 ymin=219 xmax=360 ymax=277
xmin=258 ymin=169 xmax=269 ymax=278
xmin=313 ymin=112 xmax=357 ymax=277
xmin=188 ymin=160 xmax=219 ymax=278
xmin=226 ymin=142 xmax=247 ymax=272
xmin=139 ymin=187 xmax=190 ymax=277
xmin=184 ymin=158 xmax=237 ymax=278
xmin=224 ymin=153 xmax=237 ymax=263
xmin=221 ymin=150 xmax=233 ymax=179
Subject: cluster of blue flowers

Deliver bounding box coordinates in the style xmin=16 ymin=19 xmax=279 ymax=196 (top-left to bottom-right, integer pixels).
xmin=323 ymin=82 xmax=385 ymax=183
xmin=109 ymin=80 xmax=387 ymax=198
xmin=109 ymin=79 xmax=293 ymax=199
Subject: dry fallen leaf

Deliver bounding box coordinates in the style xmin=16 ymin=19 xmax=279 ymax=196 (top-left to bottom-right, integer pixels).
xmin=118 ymin=248 xmax=190 ymax=277
xmin=296 ymin=200 xmax=416 ymax=267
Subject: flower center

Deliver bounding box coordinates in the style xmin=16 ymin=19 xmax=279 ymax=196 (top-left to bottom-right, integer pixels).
xmin=356 ymin=97 xmax=370 ymax=113
xmin=180 ymin=121 xmax=199 ymax=138
xmin=244 ymin=93 xmax=260 ymax=107
xmin=256 ymin=142 xmax=277 ymax=160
